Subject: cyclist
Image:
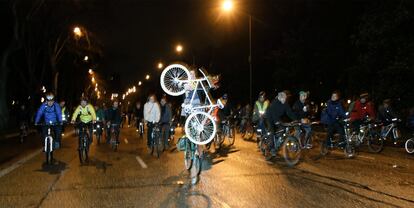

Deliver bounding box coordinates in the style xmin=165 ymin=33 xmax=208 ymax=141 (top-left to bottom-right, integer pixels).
xmin=253 ymin=91 xmax=270 ymax=133
xmin=265 ymin=91 xmax=297 ymax=156
xmin=106 ymin=100 xmax=122 ymax=144
xmin=292 ymin=91 xmax=313 ymax=149
xmin=70 ymin=97 xmax=96 ymax=145
xmin=34 ymin=92 xmax=63 ymax=149
xmin=239 ymin=104 xmax=252 ymax=132
xmin=321 ymin=91 xmax=347 ymax=147
xmin=17 ymin=104 xmax=30 ymax=142
xmin=349 ymin=92 xmax=376 ymax=131
xmin=144 ymin=94 xmax=161 ymax=149
xmin=266 ymin=91 xmax=297 ymax=131
xmin=133 ymin=101 xmax=143 ymax=131
xmin=60 ymin=100 xmax=69 ymax=135
xmin=160 ymin=96 xmax=172 ymax=150
xmin=377 ymin=99 xmax=398 ymax=124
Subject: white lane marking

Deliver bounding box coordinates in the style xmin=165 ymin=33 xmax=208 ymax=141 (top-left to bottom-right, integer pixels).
xmin=0 ymin=150 xmax=41 ymax=178
xmin=0 ymin=130 xmax=75 ymax=178
xmin=135 ymin=156 xmax=148 ymax=168
xmin=358 ymin=155 xmax=375 ymax=160
xmin=124 ymin=138 xmax=129 ymax=144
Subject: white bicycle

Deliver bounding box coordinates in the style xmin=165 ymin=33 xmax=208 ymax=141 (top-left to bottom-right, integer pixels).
xmin=160 ymin=63 xmax=223 ymax=145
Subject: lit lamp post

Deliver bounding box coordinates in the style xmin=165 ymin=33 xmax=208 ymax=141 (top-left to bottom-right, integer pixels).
xmin=145 ymin=75 xmax=150 ymax=80
xmin=221 ymin=0 xmax=253 ymax=104
xmin=157 ymin=62 xmax=163 ymax=69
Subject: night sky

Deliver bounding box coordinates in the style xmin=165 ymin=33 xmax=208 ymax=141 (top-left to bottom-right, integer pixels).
xmin=1 ymin=0 xmax=413 ymax=108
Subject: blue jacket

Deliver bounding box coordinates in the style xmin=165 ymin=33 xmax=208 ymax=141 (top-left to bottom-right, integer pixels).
xmin=322 ymin=100 xmax=346 ymax=125
xmin=35 ymin=102 xmax=62 ymax=124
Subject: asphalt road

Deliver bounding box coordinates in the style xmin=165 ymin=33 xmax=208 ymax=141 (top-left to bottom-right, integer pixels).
xmin=0 ymin=125 xmax=413 ymax=208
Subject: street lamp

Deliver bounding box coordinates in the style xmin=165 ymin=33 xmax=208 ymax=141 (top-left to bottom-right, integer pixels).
xmin=158 ymin=62 xmax=163 ymax=69
xmin=91 ymin=77 xmax=96 ymax=83
xmin=221 ymin=0 xmax=253 ymax=104
xmin=138 ymin=81 xmax=142 ymax=86
xmin=176 ymin=44 xmax=183 ymax=53
xmin=73 ymin=27 xmax=82 ymax=37
xmin=84 ymin=56 xmax=89 ymax=61
xmin=145 ymin=75 xmax=150 ymax=80
xmin=222 ymin=0 xmax=234 ymax=11
xmin=88 ymin=69 xmax=93 ymax=75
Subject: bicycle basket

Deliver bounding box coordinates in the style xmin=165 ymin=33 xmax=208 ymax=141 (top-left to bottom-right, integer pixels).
xmin=176 ymin=136 xmax=188 ymax=151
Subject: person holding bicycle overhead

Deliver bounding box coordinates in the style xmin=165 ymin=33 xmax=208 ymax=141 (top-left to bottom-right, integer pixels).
xmin=34 ymin=92 xmax=63 ymax=149
xmin=70 ymin=97 xmax=96 ymax=144
xmin=144 ymin=94 xmax=161 ymax=149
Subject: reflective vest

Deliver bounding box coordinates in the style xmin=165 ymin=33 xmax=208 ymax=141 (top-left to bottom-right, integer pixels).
xmin=255 ymin=101 xmax=269 ymax=115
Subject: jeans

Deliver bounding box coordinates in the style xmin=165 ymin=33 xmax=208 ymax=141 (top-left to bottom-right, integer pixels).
xmin=147 ymin=123 xmax=154 ymax=147
xmin=326 ymin=122 xmax=345 ymax=145
xmin=295 ymin=124 xmax=312 ymax=145
xmin=161 ymin=123 xmax=170 ymax=149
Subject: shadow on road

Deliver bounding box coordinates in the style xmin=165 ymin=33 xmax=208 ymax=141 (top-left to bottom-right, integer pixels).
xmin=35 ymin=160 xmax=67 ymax=175
xmin=79 ymin=158 xmax=113 ymax=173
xmin=160 ymin=171 xmax=212 ymax=208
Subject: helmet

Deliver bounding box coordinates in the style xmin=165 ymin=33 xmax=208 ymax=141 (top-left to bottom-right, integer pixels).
xmin=45 ymin=92 xmax=55 ymax=101
xmin=360 ymin=92 xmax=369 ymax=98
xmin=258 ymin=91 xmax=266 ymax=99
xmin=222 ymin=93 xmax=228 ymax=100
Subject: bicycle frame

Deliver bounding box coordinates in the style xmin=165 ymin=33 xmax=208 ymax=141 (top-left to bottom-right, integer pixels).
xmin=44 ymin=127 xmax=53 ymax=152
xmin=180 ymin=69 xmax=222 ymax=115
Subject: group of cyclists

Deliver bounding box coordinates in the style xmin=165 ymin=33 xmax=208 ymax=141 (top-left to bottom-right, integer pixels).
xmin=22 ymin=83 xmax=414 ymax=166
xmin=31 ymin=91 xmax=178 ymax=163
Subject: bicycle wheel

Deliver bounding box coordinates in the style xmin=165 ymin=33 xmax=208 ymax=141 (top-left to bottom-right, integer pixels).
xmin=244 ymin=124 xmax=254 ymax=140
xmin=45 ymin=138 xmax=53 ymax=165
xmin=184 ymin=140 xmax=193 ymax=170
xmin=185 ymin=112 xmax=217 ymax=145
xmin=405 ymin=138 xmax=414 ymax=154
xmin=227 ymin=127 xmax=236 ymax=146
xmin=160 ymin=64 xmax=190 ymax=96
xmin=344 ymin=143 xmax=356 ymax=158
xmin=367 ymin=133 xmax=384 ymax=153
xmin=282 ymin=136 xmax=301 ymax=166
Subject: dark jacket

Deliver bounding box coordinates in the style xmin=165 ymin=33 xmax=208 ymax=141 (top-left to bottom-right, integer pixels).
xmin=377 ymin=105 xmax=398 ymax=123
xmin=324 ymin=100 xmax=346 ymax=125
xmin=266 ymin=99 xmax=297 ymax=126
xmin=133 ymin=107 xmax=143 ymax=119
xmin=160 ymin=104 xmax=172 ymax=124
xmin=106 ymin=107 xmax=122 ymax=125
xmin=292 ymin=100 xmax=309 ymax=119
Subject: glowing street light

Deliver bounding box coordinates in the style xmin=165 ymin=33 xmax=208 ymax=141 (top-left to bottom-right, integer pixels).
xmin=138 ymin=81 xmax=142 ymax=86
xmin=91 ymin=77 xmax=96 ymax=83
xmin=222 ymin=0 xmax=234 ymax=12
xmin=88 ymin=69 xmax=93 ymax=75
xmin=176 ymin=44 xmax=183 ymax=53
xmin=157 ymin=62 xmax=163 ymax=69
xmin=73 ymin=27 xmax=82 ymax=37
xmin=84 ymin=56 xmax=89 ymax=61
xmin=145 ymin=75 xmax=150 ymax=80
